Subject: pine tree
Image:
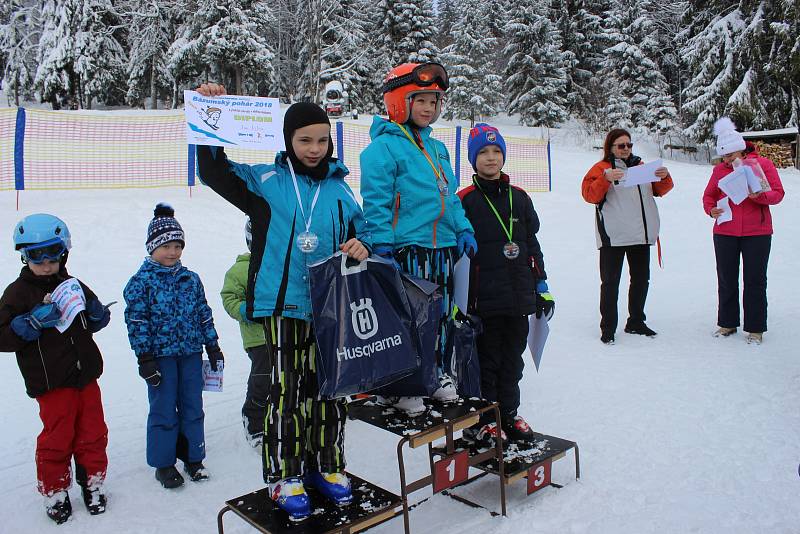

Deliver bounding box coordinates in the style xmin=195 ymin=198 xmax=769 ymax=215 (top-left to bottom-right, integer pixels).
xmin=435 ymin=0 xmax=458 ymax=50
xmin=0 ymin=0 xmax=37 ymax=106
xmin=503 ymin=0 xmax=569 ymax=127
xmin=34 ymin=0 xmax=80 ymax=109
xmin=440 ymin=0 xmax=503 ymax=124
xmin=72 ymin=0 xmax=126 ymax=108
xmin=376 ymin=0 xmax=439 ymax=67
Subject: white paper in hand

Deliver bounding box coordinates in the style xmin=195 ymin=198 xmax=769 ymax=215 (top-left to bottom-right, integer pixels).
xmin=453 ymin=255 xmax=470 ymax=314
xmin=623 ymin=159 xmax=663 ymax=187
xmin=51 ymin=278 xmax=86 ymax=333
xmin=715 ymin=197 xmax=733 ymax=225
xmin=202 ymin=360 xmax=224 ymax=392
xmin=527 ymin=314 xmax=550 ymax=372
xmin=717 ymin=169 xmax=749 ymax=205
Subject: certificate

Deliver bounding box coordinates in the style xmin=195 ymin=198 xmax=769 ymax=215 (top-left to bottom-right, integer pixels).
xmin=51 ymin=278 xmax=86 ymax=333
xmin=623 ymin=159 xmax=663 ymax=187
xmin=184 ymin=90 xmax=282 ymax=150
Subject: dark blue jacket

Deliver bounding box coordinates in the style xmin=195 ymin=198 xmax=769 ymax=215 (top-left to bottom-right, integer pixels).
xmin=123 ymin=259 xmax=219 ymax=357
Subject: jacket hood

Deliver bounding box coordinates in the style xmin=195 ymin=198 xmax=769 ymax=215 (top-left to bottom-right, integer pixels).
xmin=369 ymin=115 xmax=433 ymax=142
xmin=142 ymin=257 xmax=185 ymax=275
xmin=235 ymin=253 xmax=251 ymax=264
xmin=272 ymin=151 xmax=349 ymax=181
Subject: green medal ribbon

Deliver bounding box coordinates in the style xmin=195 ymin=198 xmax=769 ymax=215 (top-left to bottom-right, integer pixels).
xmin=475 ymin=178 xmax=513 ymax=242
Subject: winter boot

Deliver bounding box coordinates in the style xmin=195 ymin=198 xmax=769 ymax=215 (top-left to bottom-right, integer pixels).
xmin=624 ymin=322 xmax=657 ymax=337
xmin=45 ymin=491 xmax=72 ymax=524
xmin=155 ymin=466 xmax=185 ymax=489
xmin=746 ymin=332 xmax=763 ymax=345
xmin=80 ymin=484 xmax=107 ymax=515
xmin=184 ymin=462 xmax=210 ymax=482
xmin=431 ymin=374 xmax=459 ymax=402
xmin=503 ymin=415 xmax=536 ymax=443
xmin=713 ymin=327 xmax=737 ymax=337
xmin=305 ymin=471 xmax=353 ymax=507
xmin=601 ymin=332 xmax=615 ymax=345
xmin=462 ymin=422 xmax=508 ymax=449
xmin=270 ymin=477 xmax=311 ymax=521
xmin=393 ymin=396 xmax=426 ymax=415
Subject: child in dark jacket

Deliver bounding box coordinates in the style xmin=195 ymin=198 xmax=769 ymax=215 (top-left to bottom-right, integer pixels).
xmin=0 ymin=214 xmax=111 ymax=524
xmin=123 ymin=204 xmax=224 ymax=489
xmin=457 ymin=124 xmax=554 ymax=446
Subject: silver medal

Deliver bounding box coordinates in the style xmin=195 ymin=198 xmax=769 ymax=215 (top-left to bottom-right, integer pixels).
xmin=503 ymin=241 xmax=520 ymax=260
xmin=297 ymin=231 xmax=319 ymax=253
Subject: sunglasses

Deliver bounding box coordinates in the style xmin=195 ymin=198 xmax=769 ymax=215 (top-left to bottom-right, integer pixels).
xmin=614 ymin=142 xmax=634 ymax=149
xmin=22 ymin=238 xmax=66 ymax=264
xmin=383 ymin=63 xmax=449 ymax=93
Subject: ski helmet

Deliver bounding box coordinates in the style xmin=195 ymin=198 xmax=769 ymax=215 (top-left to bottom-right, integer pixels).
xmin=245 ymin=218 xmax=252 ymax=252
xmin=13 ymin=213 xmax=72 ymax=251
xmin=382 ymin=62 xmax=448 ymax=124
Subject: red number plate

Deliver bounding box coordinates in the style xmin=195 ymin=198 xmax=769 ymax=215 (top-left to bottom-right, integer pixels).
xmin=527 ymin=459 xmax=552 ymax=495
xmin=433 ymin=450 xmax=469 ymax=493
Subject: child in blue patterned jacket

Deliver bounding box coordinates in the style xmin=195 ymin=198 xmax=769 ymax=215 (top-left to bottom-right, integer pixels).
xmin=123 ymin=203 xmax=224 ymax=489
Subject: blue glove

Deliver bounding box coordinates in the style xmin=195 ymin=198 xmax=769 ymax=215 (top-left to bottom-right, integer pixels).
xmin=85 ymin=298 xmax=111 ymax=333
xmin=11 ymin=303 xmax=60 ymax=341
xmin=535 ymin=281 xmax=555 ymax=320
xmin=372 ymin=244 xmax=401 ymax=270
xmin=457 ymin=232 xmax=478 ymax=257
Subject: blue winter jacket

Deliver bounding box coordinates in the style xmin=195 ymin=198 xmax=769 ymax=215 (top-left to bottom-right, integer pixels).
xmin=360 ymin=116 xmax=473 ymax=249
xmin=123 ymin=258 xmax=219 ymax=357
xmin=196 ymin=147 xmax=371 ymax=321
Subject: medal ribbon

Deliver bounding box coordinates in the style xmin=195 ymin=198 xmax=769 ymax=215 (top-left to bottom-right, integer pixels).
xmin=475 ymin=178 xmax=514 ymax=242
xmin=287 ymin=159 xmax=321 ymax=235
xmin=395 ymin=122 xmax=447 ymax=187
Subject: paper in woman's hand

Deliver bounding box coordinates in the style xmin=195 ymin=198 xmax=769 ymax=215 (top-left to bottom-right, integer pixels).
xmin=715 ymin=197 xmax=732 ymax=225
xmin=623 ymin=159 xmax=663 ymax=187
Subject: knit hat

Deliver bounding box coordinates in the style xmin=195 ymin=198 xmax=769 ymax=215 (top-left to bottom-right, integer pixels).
xmin=714 ymin=117 xmax=746 ymax=156
xmin=283 ymin=102 xmax=333 ymax=181
xmin=468 ymin=123 xmax=506 ymax=171
xmin=146 ymin=203 xmax=184 ymax=254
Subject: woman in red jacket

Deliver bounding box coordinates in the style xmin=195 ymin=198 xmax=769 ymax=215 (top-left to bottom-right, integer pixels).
xmin=703 ymin=118 xmax=785 ymax=344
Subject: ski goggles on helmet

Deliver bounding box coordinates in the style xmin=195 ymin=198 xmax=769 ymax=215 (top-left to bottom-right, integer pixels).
xmin=382 ymin=63 xmax=449 ymax=93
xmin=21 ymin=238 xmax=67 ymax=264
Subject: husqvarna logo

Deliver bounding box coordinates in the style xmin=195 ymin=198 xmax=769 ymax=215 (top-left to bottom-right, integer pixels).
xmin=350 ymin=298 xmax=378 ymax=340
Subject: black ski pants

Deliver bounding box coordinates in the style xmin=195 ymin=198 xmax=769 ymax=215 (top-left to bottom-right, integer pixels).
xmin=713 ymin=234 xmax=771 ymax=333
xmin=476 ymin=315 xmax=529 ymax=422
xmin=599 ymin=244 xmax=650 ymax=335
xmin=242 ymin=344 xmax=270 ymax=439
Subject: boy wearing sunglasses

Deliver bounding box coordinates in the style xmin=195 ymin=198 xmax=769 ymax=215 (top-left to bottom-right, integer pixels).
xmin=0 ymin=214 xmax=111 ymax=524
xmin=360 ymin=62 xmax=476 ymax=414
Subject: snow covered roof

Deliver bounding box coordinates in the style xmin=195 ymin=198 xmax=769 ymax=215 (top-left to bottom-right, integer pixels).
xmin=741 ymin=127 xmax=799 ymax=140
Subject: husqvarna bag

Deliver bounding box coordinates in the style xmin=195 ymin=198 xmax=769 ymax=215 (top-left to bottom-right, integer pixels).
xmin=309 ymin=253 xmax=418 ymax=398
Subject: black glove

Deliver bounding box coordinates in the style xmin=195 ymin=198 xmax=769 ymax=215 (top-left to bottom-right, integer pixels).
xmin=85 ymin=298 xmax=112 ymax=333
xmin=535 ymin=291 xmax=555 ymax=320
xmin=137 ymin=354 xmax=161 ymax=387
xmin=207 ymin=346 xmax=224 ymax=372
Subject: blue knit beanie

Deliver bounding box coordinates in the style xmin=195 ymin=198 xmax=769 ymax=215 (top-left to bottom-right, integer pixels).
xmin=468 ymin=123 xmax=506 ymax=171
xmin=146 ymin=203 xmax=185 ymax=254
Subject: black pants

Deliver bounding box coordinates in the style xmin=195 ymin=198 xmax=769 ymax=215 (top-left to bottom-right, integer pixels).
xmin=713 ymin=234 xmax=771 ymax=333
xmin=599 ymin=245 xmax=650 ymax=334
xmin=475 ymin=315 xmax=529 ymax=421
xmin=242 ymin=344 xmax=270 ymax=439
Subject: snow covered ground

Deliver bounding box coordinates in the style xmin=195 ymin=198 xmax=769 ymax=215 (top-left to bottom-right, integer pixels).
xmin=1 ymin=123 xmax=798 ymax=533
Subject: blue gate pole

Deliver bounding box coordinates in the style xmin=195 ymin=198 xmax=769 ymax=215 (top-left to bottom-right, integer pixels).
xmin=547 ymin=140 xmax=552 ymax=192
xmin=336 ymin=121 xmax=344 ymax=162
xmin=187 ymin=144 xmax=196 ymax=196
xmin=14 ymin=107 xmax=26 ymax=210
xmin=454 ymin=126 xmax=462 ymax=184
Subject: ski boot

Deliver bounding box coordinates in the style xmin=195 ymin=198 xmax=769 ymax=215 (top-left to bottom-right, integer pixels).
xmin=305 ymin=471 xmax=353 ymax=507
xmin=45 ymin=491 xmax=72 ymax=524
xmin=270 ymin=477 xmax=311 ymax=521
xmin=184 ymin=462 xmax=210 ymax=482
xmin=503 ymin=414 xmax=536 ymax=443
xmin=80 ymin=484 xmax=107 ymax=515
xmin=155 ymin=466 xmax=185 ymax=489
xmin=462 ymin=422 xmax=508 ymax=449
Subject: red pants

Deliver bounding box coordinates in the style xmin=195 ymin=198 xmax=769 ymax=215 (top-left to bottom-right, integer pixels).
xmin=35 ymin=380 xmax=108 ymax=496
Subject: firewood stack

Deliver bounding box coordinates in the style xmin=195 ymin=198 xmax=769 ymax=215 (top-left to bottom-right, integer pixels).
xmin=753 ymin=140 xmax=795 ymax=168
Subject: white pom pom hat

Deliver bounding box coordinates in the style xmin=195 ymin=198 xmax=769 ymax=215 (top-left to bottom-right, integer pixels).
xmin=714 ymin=117 xmax=746 ymax=157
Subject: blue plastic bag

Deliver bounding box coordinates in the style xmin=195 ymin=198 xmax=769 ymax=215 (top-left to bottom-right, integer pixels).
xmin=309 ymin=253 xmax=418 ymax=398
xmin=372 ymin=274 xmax=441 ymax=397
xmin=445 ymin=315 xmax=482 ymax=398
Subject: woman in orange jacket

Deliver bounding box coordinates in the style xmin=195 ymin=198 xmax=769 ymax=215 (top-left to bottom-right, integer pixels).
xmin=581 ymin=128 xmax=673 ymax=344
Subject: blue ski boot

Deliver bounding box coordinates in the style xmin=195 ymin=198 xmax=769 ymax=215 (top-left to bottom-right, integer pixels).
xmin=270 ymin=477 xmax=311 ymax=521
xmin=305 ymin=471 xmax=353 ymax=507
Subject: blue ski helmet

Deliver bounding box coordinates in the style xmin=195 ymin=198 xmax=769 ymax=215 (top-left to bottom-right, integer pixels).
xmin=13 ymin=214 xmax=72 ymax=251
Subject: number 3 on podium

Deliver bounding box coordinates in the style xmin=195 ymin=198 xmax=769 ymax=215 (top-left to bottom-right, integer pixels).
xmin=527 ymin=459 xmax=552 ymax=495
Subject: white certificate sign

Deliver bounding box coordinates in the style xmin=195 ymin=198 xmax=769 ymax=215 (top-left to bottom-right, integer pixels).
xmin=51 ymin=278 xmax=86 ymax=333
xmin=202 ymin=361 xmax=224 ymax=392
xmin=184 ymin=91 xmax=282 ymax=150
xmin=715 ymin=197 xmax=733 ymax=225
xmin=718 ymin=168 xmax=749 ymax=205
xmin=623 ymin=159 xmax=663 ymax=187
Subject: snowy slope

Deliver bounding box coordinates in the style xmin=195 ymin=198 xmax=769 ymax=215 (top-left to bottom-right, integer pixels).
xmin=0 ymin=131 xmax=798 ymax=534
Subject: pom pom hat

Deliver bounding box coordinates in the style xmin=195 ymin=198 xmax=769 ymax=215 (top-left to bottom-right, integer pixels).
xmin=468 ymin=123 xmax=506 ymax=171
xmin=146 ymin=203 xmax=185 ymax=254
xmin=714 ymin=117 xmax=746 ymax=157
xmin=382 ymin=62 xmax=448 ymax=124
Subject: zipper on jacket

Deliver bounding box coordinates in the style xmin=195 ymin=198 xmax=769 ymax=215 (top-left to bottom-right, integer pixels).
xmin=636 ymin=185 xmax=650 ymax=243
xmin=392 ymin=192 xmax=400 ymax=229
xmin=37 ymin=339 xmax=51 ymax=391
xmin=432 ymin=191 xmax=445 ymax=247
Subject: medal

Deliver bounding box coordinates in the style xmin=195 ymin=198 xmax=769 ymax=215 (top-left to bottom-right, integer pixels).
xmin=437 ymin=178 xmax=449 ymax=194
xmin=397 ymin=122 xmax=449 ymax=197
xmin=288 ymin=159 xmax=322 ymax=254
xmin=297 ymin=231 xmax=319 ymax=253
xmin=503 ymin=241 xmax=520 ymax=259
xmin=476 ymin=178 xmax=518 ymax=260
